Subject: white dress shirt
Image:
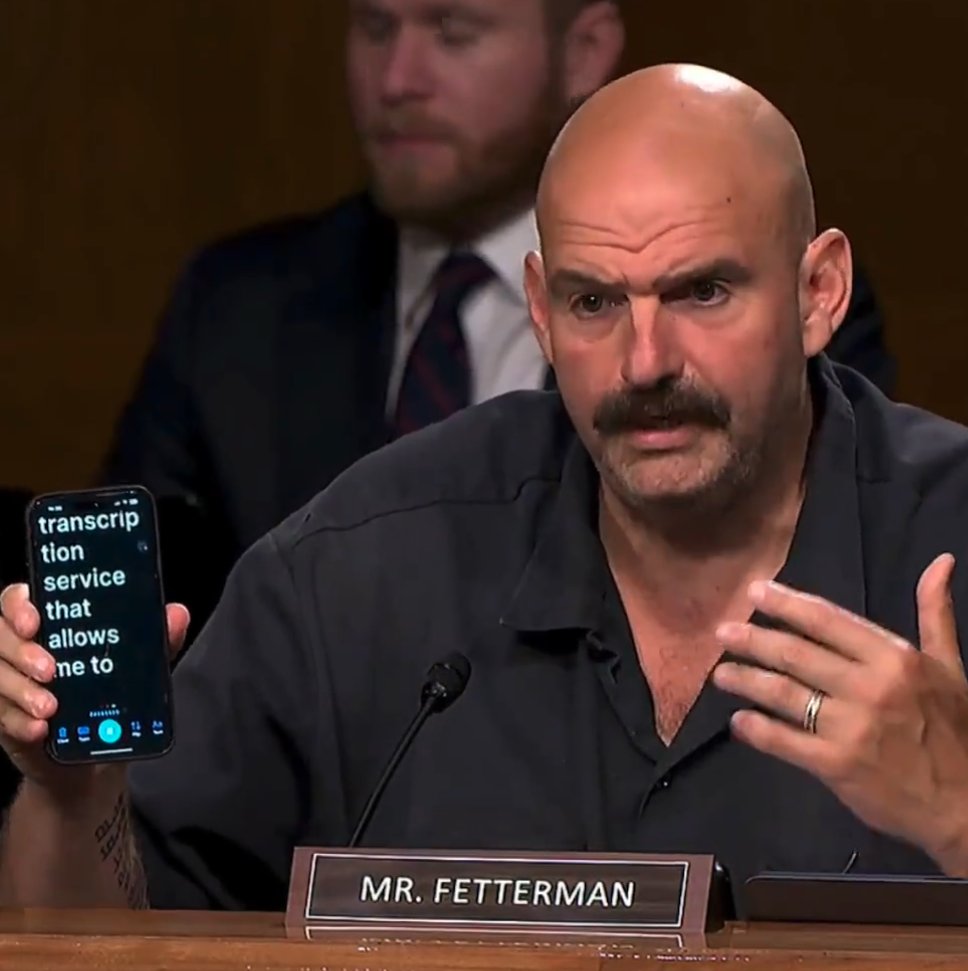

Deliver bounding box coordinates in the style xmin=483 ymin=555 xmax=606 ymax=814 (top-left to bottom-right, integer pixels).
xmin=386 ymin=208 xmax=548 ymax=416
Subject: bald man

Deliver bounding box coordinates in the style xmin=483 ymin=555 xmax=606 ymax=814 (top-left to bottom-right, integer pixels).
xmin=1 ymin=64 xmax=967 ymax=916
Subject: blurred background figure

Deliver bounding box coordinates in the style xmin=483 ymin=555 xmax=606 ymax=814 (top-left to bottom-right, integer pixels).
xmin=93 ymin=0 xmax=893 ymax=635
xmin=95 ymin=0 xmax=626 ymax=628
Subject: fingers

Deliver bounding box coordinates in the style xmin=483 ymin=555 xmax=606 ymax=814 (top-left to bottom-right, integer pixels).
xmin=0 ymin=583 xmax=40 ymax=641
xmin=0 ymin=676 xmax=55 ymax=747
xmin=716 ymin=621 xmax=855 ymax=696
xmin=165 ymin=603 xmax=191 ymax=658
xmin=0 ymin=661 xmax=56 ymax=722
xmin=748 ymin=580 xmax=909 ymax=662
xmin=729 ymin=709 xmax=831 ymax=775
xmin=0 ymin=585 xmax=56 ymax=749
xmin=917 ymin=553 xmax=963 ymax=677
xmin=0 ymin=590 xmax=53 ymax=683
xmin=713 ymin=661 xmax=838 ymax=733
xmin=0 ymin=706 xmax=48 ymax=748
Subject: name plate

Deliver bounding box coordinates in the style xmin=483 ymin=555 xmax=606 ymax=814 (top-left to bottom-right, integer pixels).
xmin=286 ymin=847 xmax=722 ymax=938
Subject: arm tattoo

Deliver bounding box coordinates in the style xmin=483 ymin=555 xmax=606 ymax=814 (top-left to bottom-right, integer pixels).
xmin=94 ymin=792 xmax=148 ymax=908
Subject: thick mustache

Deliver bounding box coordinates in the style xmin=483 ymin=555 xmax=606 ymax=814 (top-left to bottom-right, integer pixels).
xmin=593 ymin=384 xmax=730 ymax=436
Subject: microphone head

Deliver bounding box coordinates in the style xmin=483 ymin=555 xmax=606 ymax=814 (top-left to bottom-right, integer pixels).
xmin=421 ymin=652 xmax=471 ymax=712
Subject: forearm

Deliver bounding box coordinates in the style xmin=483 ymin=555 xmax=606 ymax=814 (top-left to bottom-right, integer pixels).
xmin=0 ymin=771 xmax=147 ymax=909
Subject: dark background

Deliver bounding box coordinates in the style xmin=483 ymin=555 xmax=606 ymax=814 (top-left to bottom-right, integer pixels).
xmin=3 ymin=0 xmax=965 ymax=492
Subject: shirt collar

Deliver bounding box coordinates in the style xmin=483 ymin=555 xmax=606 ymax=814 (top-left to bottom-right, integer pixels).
xmin=773 ymin=355 xmax=866 ymax=619
xmin=500 ymin=429 xmax=606 ymax=634
xmin=396 ymin=207 xmax=538 ymax=324
xmin=500 ymin=355 xmax=867 ymax=635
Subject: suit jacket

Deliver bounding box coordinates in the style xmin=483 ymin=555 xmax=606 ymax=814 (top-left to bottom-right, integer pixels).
xmin=101 ymin=192 xmax=897 ymax=619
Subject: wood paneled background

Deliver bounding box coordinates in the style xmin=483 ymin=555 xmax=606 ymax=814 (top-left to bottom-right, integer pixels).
xmin=3 ymin=0 xmax=966 ymax=492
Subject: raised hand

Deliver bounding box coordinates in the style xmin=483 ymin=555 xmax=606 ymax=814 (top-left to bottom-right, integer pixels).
xmin=712 ymin=554 xmax=968 ymax=875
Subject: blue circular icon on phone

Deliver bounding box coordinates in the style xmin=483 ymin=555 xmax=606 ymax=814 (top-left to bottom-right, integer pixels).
xmin=98 ymin=719 xmax=122 ymax=744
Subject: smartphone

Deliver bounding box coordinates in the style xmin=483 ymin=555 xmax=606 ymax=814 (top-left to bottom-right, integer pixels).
xmin=25 ymin=484 xmax=174 ymax=764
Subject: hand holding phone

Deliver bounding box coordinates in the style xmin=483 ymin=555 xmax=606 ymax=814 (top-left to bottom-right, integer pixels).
xmin=19 ymin=485 xmax=181 ymax=766
xmin=0 ymin=585 xmax=188 ymax=788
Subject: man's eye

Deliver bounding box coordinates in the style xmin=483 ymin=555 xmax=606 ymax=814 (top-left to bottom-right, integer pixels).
xmin=570 ymin=294 xmax=619 ymax=317
xmin=690 ymin=281 xmax=727 ymax=305
xmin=438 ymin=15 xmax=480 ymax=46
xmin=355 ymin=10 xmax=396 ymax=42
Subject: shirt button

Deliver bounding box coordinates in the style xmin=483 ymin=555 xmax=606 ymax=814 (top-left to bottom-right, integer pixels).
xmin=658 ymin=776 xmax=672 ymax=790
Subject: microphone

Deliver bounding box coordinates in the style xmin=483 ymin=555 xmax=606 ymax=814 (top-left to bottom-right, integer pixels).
xmin=348 ymin=652 xmax=471 ymax=848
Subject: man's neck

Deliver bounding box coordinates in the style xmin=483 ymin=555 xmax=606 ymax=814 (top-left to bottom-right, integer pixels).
xmin=599 ymin=414 xmax=813 ymax=636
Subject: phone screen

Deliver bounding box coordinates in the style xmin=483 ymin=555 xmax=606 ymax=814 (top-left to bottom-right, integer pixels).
xmin=26 ymin=485 xmax=173 ymax=763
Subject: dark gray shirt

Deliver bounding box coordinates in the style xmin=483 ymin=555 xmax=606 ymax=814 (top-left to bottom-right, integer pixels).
xmin=130 ymin=357 xmax=968 ymax=913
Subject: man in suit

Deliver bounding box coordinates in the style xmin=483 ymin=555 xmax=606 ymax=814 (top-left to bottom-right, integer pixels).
xmin=101 ymin=0 xmax=895 ymax=624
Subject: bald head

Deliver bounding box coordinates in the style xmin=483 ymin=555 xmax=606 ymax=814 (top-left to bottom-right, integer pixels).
xmin=523 ymin=64 xmax=853 ymax=525
xmin=537 ymin=64 xmax=816 ymax=260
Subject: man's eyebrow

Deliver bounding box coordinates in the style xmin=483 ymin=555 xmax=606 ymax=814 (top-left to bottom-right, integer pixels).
xmin=547 ymin=269 xmax=628 ymax=299
xmin=427 ymin=2 xmax=493 ymax=19
xmin=653 ymin=259 xmax=752 ymax=293
xmin=547 ymin=260 xmax=752 ymax=300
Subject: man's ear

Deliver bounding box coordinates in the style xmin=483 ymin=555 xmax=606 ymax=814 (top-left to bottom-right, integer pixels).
xmin=561 ymin=2 xmax=626 ymax=105
xmin=799 ymin=228 xmax=853 ymax=357
xmin=525 ymin=250 xmax=554 ymax=366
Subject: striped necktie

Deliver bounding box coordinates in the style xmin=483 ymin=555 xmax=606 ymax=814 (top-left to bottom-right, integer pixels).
xmin=392 ymin=251 xmax=495 ymax=437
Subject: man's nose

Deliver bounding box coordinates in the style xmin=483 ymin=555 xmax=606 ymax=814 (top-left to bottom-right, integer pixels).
xmin=379 ymin=28 xmax=435 ymax=103
xmin=620 ymin=299 xmax=686 ymax=388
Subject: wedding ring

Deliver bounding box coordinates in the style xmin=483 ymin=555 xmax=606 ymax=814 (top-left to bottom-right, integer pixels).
xmin=802 ymin=689 xmax=825 ymax=735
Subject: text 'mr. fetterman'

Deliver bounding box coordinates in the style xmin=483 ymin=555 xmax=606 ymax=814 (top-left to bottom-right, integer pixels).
xmin=360 ymin=874 xmax=636 ymax=909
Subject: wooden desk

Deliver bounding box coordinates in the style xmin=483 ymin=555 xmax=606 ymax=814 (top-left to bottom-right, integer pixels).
xmin=2 ymin=909 xmax=968 ymax=969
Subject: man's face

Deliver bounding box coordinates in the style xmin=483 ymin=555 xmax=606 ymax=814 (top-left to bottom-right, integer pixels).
xmin=529 ymin=158 xmax=814 ymax=514
xmin=346 ymin=0 xmax=571 ymax=232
